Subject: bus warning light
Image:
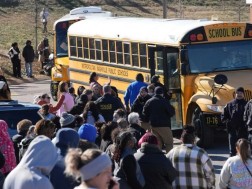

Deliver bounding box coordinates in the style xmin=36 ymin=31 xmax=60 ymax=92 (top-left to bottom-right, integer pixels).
xmin=197 ymin=33 xmax=204 ymax=41
xmin=190 ymin=34 xmax=197 ymax=41
xmin=248 ymin=30 xmax=252 ymax=37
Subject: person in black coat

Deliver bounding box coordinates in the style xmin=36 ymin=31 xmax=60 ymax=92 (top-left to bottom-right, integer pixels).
xmin=95 ymin=85 xmax=124 ymax=122
xmin=221 ymin=87 xmax=248 ymax=156
xmin=134 ymin=132 xmax=177 ymax=189
xmin=143 ymin=86 xmax=175 ymax=153
xmin=22 ymin=40 xmax=35 ymax=78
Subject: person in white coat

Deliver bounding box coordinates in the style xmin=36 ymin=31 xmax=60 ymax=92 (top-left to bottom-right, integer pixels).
xmin=219 ymin=138 xmax=252 ymax=189
xmin=3 ymin=135 xmax=58 ymax=189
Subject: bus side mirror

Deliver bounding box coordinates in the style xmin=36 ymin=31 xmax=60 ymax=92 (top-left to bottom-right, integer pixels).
xmin=180 ymin=49 xmax=188 ymax=64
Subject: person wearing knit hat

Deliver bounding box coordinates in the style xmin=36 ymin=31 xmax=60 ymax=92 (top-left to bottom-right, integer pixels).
xmin=78 ymin=123 xmax=97 ymax=143
xmin=135 ymin=132 xmax=177 ymax=189
xmin=60 ymin=112 xmax=76 ymax=128
xmin=221 ymin=86 xmax=248 ymax=157
xmin=143 ymin=84 xmax=175 ymax=153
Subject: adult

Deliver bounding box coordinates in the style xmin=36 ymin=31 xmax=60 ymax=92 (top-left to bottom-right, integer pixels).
xmin=56 ymin=81 xmax=74 ymax=116
xmin=113 ymin=108 xmax=127 ymax=122
xmin=128 ymin=112 xmax=146 ymax=143
xmin=134 ymin=132 xmax=177 ymax=189
xmin=221 ymin=87 xmax=248 ymax=157
xmin=78 ymin=123 xmax=97 ymax=143
xmin=12 ymin=119 xmax=32 ymax=164
xmin=0 ymin=120 xmax=16 ymax=176
xmin=124 ymin=73 xmax=147 ymax=112
xmin=37 ymin=37 xmax=51 ymax=69
xmin=100 ymin=121 xmax=118 ymax=152
xmin=113 ymin=131 xmax=145 ymax=189
xmin=82 ymin=101 xmax=105 ymax=125
xmin=167 ymin=125 xmax=215 ymax=189
xmin=34 ymin=119 xmax=56 ymax=139
xmin=131 ymin=86 xmax=151 ymax=130
xmin=95 ymin=85 xmax=124 ymax=122
xmin=40 ymin=8 xmax=49 ymax=33
xmin=65 ymin=148 xmax=119 ymax=189
xmin=3 ymin=136 xmax=58 ymax=189
xmin=219 ymin=138 xmax=252 ymax=189
xmin=143 ymin=86 xmax=175 ymax=153
xmin=59 ymin=112 xmax=76 ymax=129
xmin=8 ymin=42 xmax=21 ymax=78
xmin=22 ymin=40 xmax=35 ymax=78
xmin=89 ymin=72 xmax=111 ymax=94
xmin=91 ymin=83 xmax=102 ymax=101
xmin=50 ymin=128 xmax=80 ymax=189
xmin=75 ymin=85 xmax=85 ymax=103
xmin=0 ymin=81 xmax=11 ymax=100
xmin=151 ymin=75 xmax=171 ymax=100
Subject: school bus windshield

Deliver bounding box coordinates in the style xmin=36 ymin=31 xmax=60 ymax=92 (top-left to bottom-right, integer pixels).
xmin=55 ymin=21 xmax=69 ymax=57
xmin=187 ymin=40 xmax=252 ymax=73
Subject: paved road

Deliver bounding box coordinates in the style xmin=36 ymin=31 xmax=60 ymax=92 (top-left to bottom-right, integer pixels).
xmin=10 ymin=79 xmax=229 ymax=189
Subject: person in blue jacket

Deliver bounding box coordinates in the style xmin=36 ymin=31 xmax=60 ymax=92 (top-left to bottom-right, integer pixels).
xmin=124 ymin=73 xmax=147 ymax=112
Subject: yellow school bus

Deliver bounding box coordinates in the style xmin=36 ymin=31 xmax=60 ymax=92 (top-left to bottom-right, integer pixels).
xmin=50 ymin=7 xmax=112 ymax=100
xmin=68 ymin=17 xmax=252 ymax=147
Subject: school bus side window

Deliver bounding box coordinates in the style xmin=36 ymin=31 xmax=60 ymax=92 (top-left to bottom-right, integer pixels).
xmin=77 ymin=37 xmax=83 ymax=58
xmin=123 ymin=43 xmax=130 ymax=65
xmin=83 ymin=38 xmax=89 ymax=59
xmin=140 ymin=43 xmax=147 ymax=68
xmin=132 ymin=43 xmax=139 ymax=67
xmin=156 ymin=51 xmax=163 ymax=71
xmin=89 ymin=38 xmax=95 ymax=60
xmin=102 ymin=40 xmax=109 ymax=62
xmin=70 ymin=36 xmax=77 ymax=57
xmin=116 ymin=41 xmax=123 ymax=64
xmin=109 ymin=41 xmax=116 ymax=63
xmin=95 ymin=39 xmax=102 ymax=61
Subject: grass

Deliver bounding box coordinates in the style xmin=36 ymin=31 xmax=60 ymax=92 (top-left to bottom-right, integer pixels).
xmin=0 ymin=0 xmax=250 ymax=77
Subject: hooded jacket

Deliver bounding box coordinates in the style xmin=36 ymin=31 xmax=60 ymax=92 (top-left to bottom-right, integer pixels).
xmin=3 ymin=135 xmax=58 ymax=189
xmin=50 ymin=128 xmax=80 ymax=189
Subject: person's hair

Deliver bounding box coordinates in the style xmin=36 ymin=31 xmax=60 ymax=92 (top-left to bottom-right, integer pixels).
xmin=41 ymin=104 xmax=50 ymax=115
xmin=147 ymin=84 xmax=155 ymax=92
xmin=58 ymin=81 xmax=67 ymax=93
xmin=103 ymin=85 xmax=111 ymax=94
xmin=34 ymin=119 xmax=55 ymax=138
xmin=69 ymin=87 xmax=75 ymax=94
xmin=236 ymin=138 xmax=252 ymax=163
xmin=26 ymin=125 xmax=35 ymax=137
xmin=114 ymin=109 xmax=126 ymax=119
xmin=89 ymin=72 xmax=97 ymax=84
xmin=100 ymin=121 xmax=118 ymax=141
xmin=136 ymin=73 xmax=144 ymax=82
xmin=75 ymin=115 xmax=84 ymax=129
xmin=65 ymin=148 xmax=102 ymax=180
xmin=26 ymin=40 xmax=31 ymax=45
xmin=83 ymin=89 xmax=93 ymax=96
xmin=111 ymin=127 xmax=120 ymax=143
xmin=110 ymin=86 xmax=118 ymax=98
xmin=83 ymin=101 xmax=100 ymax=122
xmin=0 ymin=86 xmax=8 ymax=99
xmin=41 ymin=93 xmax=49 ymax=99
xmin=128 ymin=112 xmax=140 ymax=124
xmin=12 ymin=42 xmax=18 ymax=47
xmin=17 ymin=119 xmax=32 ymax=134
xmin=112 ymin=131 xmax=134 ymax=163
xmin=77 ymin=86 xmax=85 ymax=96
xmin=78 ymin=139 xmax=99 ymax=152
xmin=181 ymin=125 xmax=195 ymax=144
xmin=117 ymin=118 xmax=128 ymax=130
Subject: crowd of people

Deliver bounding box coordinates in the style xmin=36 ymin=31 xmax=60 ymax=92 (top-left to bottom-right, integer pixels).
xmin=1 ymin=71 xmax=252 ymax=189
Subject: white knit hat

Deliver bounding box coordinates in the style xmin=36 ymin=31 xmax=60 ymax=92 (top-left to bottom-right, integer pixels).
xmin=60 ymin=112 xmax=75 ymax=127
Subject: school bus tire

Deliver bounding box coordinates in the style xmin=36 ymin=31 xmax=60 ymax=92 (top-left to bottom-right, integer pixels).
xmin=50 ymin=81 xmax=59 ymax=101
xmin=192 ymin=107 xmax=214 ymax=148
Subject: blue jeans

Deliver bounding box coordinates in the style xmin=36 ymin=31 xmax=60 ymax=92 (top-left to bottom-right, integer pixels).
xmin=25 ymin=62 xmax=32 ymax=77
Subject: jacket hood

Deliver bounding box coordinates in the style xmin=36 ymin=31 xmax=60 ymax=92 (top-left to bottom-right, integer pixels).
xmin=19 ymin=135 xmax=58 ymax=175
xmin=52 ymin=128 xmax=80 ymax=157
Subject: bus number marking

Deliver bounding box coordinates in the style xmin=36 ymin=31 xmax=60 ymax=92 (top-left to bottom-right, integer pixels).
xmin=208 ymin=27 xmax=242 ymax=39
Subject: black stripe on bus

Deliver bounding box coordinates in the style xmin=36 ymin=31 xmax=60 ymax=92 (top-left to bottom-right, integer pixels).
xmin=69 ymin=57 xmax=151 ymax=73
xmin=70 ymin=79 xmax=126 ymax=95
xmin=69 ymin=68 xmax=136 ymax=83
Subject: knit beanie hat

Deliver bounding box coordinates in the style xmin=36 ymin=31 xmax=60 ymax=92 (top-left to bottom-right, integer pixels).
xmin=154 ymin=86 xmax=163 ymax=95
xmin=138 ymin=132 xmax=158 ymax=147
xmin=236 ymin=87 xmax=245 ymax=94
xmin=78 ymin=123 xmax=97 ymax=143
xmin=60 ymin=112 xmax=75 ymax=127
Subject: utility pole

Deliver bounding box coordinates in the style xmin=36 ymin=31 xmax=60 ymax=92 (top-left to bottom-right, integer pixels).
xmin=35 ymin=0 xmax=38 ymax=56
xmin=163 ymin=0 xmax=167 ymax=18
